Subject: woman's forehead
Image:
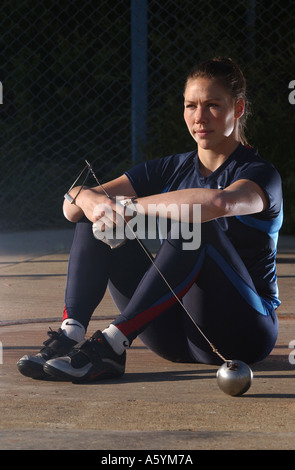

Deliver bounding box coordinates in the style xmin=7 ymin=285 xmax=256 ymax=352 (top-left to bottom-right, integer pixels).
xmin=184 ymin=77 xmax=229 ymax=101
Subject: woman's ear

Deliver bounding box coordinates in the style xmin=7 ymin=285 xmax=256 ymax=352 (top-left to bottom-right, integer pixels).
xmin=235 ymin=98 xmax=245 ymax=119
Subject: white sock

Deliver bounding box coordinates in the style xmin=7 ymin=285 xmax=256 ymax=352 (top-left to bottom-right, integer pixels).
xmin=61 ymin=319 xmax=85 ymax=343
xmin=102 ymin=324 xmax=130 ymax=355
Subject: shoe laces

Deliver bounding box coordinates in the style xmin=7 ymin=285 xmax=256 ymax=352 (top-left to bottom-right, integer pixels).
xmin=39 ymin=328 xmax=63 ymax=360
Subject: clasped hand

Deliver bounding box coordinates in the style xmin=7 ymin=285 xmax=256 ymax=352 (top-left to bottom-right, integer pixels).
xmin=92 ymin=196 xmax=126 ymax=233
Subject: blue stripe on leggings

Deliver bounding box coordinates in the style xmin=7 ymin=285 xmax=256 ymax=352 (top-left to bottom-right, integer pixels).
xmin=206 ymin=244 xmax=273 ymax=316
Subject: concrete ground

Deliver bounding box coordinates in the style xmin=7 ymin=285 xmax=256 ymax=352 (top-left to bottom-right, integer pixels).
xmin=0 ymin=229 xmax=295 ymax=450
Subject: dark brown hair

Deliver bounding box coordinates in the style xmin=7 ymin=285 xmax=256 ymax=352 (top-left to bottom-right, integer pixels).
xmin=185 ymin=57 xmax=250 ymax=146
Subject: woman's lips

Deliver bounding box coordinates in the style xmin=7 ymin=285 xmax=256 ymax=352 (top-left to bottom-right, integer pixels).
xmin=195 ymin=129 xmax=213 ymax=137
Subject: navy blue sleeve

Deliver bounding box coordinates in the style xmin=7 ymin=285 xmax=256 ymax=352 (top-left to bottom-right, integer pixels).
xmin=125 ymin=152 xmax=194 ymax=197
xmin=125 ymin=160 xmax=161 ymax=197
xmin=232 ymin=160 xmax=283 ymax=220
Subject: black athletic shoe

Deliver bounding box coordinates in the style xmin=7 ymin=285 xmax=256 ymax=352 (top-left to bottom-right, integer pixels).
xmin=17 ymin=328 xmax=78 ymax=379
xmin=43 ymin=330 xmax=126 ymax=383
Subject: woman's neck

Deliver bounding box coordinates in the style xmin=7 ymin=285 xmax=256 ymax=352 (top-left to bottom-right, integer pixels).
xmin=198 ymin=141 xmax=240 ymax=177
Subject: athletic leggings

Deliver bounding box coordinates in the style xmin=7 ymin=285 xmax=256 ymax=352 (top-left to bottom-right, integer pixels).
xmin=63 ymin=218 xmax=278 ymax=365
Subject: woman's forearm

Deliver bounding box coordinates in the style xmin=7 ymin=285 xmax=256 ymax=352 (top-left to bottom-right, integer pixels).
xmin=133 ymin=179 xmax=267 ymax=223
xmin=134 ymin=188 xmax=224 ymax=223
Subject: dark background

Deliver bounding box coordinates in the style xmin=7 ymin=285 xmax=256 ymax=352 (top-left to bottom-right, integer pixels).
xmin=0 ymin=0 xmax=294 ymax=233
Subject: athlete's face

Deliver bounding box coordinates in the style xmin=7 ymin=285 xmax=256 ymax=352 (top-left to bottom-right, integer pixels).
xmin=184 ymin=77 xmax=244 ymax=153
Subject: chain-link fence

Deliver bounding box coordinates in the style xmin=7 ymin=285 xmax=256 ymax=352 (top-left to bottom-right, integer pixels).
xmin=1 ymin=0 xmax=295 ymax=232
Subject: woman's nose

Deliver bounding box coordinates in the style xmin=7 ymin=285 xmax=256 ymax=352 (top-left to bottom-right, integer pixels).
xmin=194 ymin=107 xmax=207 ymax=124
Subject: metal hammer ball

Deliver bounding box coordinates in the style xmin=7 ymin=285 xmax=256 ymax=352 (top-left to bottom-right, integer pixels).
xmin=216 ymin=360 xmax=253 ymax=396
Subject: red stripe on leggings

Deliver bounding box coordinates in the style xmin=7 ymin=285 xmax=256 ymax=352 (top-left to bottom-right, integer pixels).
xmin=116 ymin=269 xmax=201 ymax=338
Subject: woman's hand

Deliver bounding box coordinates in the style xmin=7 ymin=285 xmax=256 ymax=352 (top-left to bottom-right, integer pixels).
xmin=63 ymin=174 xmax=137 ymax=224
xmin=63 ymin=187 xmax=112 ymax=223
xmin=68 ymin=188 xmax=126 ymax=227
xmin=91 ymin=194 xmax=126 ymax=231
